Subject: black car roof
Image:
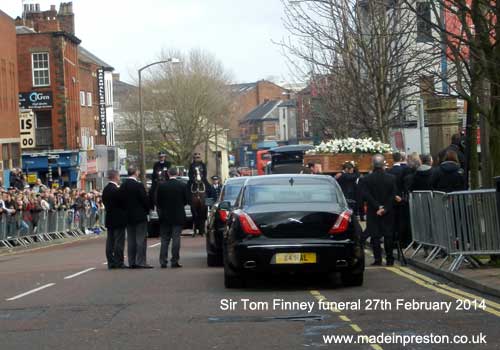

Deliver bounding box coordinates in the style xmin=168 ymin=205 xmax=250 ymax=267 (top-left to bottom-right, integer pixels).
xmin=242 ymin=174 xmax=335 ymax=186
xmin=269 ymin=144 xmax=314 ymax=153
xmin=224 ymin=176 xmax=250 ymax=185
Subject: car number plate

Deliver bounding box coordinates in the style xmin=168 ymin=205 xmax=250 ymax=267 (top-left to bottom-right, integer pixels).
xmin=275 ymin=253 xmax=316 ymax=264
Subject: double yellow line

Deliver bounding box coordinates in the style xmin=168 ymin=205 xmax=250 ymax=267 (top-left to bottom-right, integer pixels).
xmin=310 ymin=290 xmax=384 ymax=350
xmin=387 ymin=265 xmax=500 ymax=318
xmin=309 ymin=265 xmax=500 ymax=350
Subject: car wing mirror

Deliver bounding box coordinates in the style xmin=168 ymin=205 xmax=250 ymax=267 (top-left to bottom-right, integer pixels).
xmin=219 ymin=201 xmax=231 ymax=211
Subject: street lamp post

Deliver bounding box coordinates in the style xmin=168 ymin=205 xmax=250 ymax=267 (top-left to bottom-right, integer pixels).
xmin=138 ymin=58 xmax=180 ymax=185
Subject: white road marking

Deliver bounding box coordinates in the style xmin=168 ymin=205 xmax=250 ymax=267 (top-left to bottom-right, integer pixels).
xmin=64 ymin=267 xmax=96 ymax=280
xmin=149 ymin=242 xmax=161 ymax=248
xmin=6 ymin=283 xmax=56 ymax=301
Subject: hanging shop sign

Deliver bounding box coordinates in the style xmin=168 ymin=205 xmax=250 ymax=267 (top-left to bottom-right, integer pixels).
xmin=19 ymin=91 xmax=53 ymax=109
xmin=97 ymin=68 xmax=107 ymax=136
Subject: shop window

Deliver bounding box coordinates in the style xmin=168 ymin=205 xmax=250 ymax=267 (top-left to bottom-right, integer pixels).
xmin=2 ymin=144 xmax=10 ymax=163
xmin=32 ymin=52 xmax=50 ymax=87
xmin=35 ymin=111 xmax=53 ymax=146
xmin=11 ymin=143 xmax=20 ymax=168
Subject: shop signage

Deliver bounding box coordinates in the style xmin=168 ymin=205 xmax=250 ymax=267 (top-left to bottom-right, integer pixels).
xmin=27 ymin=173 xmax=37 ymax=184
xmin=19 ymin=91 xmax=53 ymax=109
xmin=19 ymin=110 xmax=36 ymax=149
xmin=97 ymin=68 xmax=107 ymax=136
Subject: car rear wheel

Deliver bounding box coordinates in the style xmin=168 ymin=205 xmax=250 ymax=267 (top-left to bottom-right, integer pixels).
xmin=224 ymin=258 xmax=244 ymax=288
xmin=341 ymin=271 xmax=364 ymax=287
xmin=207 ymin=253 xmax=223 ymax=267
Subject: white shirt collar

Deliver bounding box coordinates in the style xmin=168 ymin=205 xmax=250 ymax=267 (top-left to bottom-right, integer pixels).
xmin=127 ymin=176 xmax=139 ymax=182
xmin=109 ymin=181 xmax=119 ymax=187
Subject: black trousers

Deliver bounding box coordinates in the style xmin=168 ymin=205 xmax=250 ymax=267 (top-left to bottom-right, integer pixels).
xmin=127 ymin=222 xmax=148 ymax=267
xmin=105 ymin=226 xmax=126 ymax=267
xmin=159 ymin=223 xmax=183 ymax=265
xmin=367 ymin=213 xmax=395 ymax=263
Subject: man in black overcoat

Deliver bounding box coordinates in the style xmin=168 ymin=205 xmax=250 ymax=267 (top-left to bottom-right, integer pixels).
xmin=119 ymin=165 xmax=153 ymax=269
xmin=362 ymin=154 xmax=398 ymax=266
xmin=156 ymin=167 xmax=188 ymax=268
xmin=102 ymin=170 xmax=127 ymax=269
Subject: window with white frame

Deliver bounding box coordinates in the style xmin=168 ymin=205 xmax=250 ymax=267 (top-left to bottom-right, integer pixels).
xmin=80 ymin=91 xmax=85 ymax=106
xmin=32 ymin=53 xmax=50 ymax=87
xmin=86 ymin=92 xmax=92 ymax=107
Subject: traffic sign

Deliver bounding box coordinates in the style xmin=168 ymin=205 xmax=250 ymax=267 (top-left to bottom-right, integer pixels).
xmin=19 ymin=110 xmax=36 ymax=149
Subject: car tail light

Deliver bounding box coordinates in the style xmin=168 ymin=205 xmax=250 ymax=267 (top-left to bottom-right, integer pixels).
xmin=329 ymin=210 xmax=352 ymax=234
xmin=219 ymin=209 xmax=228 ymax=223
xmin=239 ymin=212 xmax=262 ymax=236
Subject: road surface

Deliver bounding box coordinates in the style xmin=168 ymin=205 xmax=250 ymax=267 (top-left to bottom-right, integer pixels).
xmin=0 ymin=234 xmax=498 ymax=349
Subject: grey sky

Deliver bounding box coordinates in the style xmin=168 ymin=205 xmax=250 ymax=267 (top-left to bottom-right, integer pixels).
xmin=3 ymin=0 xmax=294 ymax=84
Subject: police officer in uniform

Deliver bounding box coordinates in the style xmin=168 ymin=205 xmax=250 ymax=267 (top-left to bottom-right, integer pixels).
xmin=208 ymin=175 xmax=222 ymax=201
xmin=187 ymin=152 xmax=210 ymax=192
xmin=152 ymin=151 xmax=172 ymax=186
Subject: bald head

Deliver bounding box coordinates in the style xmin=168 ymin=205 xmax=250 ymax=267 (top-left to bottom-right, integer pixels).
xmin=372 ymin=154 xmax=385 ymax=169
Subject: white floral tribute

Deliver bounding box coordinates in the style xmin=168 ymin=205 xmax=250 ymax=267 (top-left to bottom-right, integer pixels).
xmin=306 ymin=138 xmax=392 ymax=155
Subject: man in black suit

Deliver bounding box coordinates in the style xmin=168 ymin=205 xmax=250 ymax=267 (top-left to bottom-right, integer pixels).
xmin=102 ymin=170 xmax=127 ymax=269
xmin=362 ymin=154 xmax=398 ymax=266
xmin=156 ymin=167 xmax=188 ymax=268
xmin=120 ymin=165 xmax=153 ymax=269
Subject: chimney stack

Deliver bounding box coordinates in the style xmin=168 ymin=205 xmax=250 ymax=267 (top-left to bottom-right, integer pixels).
xmin=57 ymin=2 xmax=75 ymax=34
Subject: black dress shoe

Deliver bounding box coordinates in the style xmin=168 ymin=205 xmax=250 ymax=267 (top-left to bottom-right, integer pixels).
xmin=370 ymin=261 xmax=382 ymax=266
xmin=161 ymin=264 xmax=167 ymax=269
xmin=171 ymin=263 xmax=182 ymax=268
xmin=116 ymin=264 xmax=129 ymax=269
xmin=128 ymin=264 xmax=139 ymax=269
xmin=138 ymin=265 xmax=154 ymax=269
xmin=108 ymin=265 xmax=117 ymax=270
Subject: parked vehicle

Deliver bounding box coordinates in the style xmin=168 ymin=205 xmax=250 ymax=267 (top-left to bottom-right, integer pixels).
xmin=222 ymin=174 xmax=364 ymax=288
xmin=147 ymin=176 xmax=192 ymax=237
xmin=206 ymin=177 xmax=248 ymax=266
xmin=267 ymin=145 xmax=314 ymax=174
xmin=256 ymin=150 xmax=271 ymax=175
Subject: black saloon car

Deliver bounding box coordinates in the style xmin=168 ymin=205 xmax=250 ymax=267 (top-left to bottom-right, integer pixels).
xmin=222 ymin=174 xmax=364 ymax=288
xmin=206 ymin=177 xmax=248 ymax=266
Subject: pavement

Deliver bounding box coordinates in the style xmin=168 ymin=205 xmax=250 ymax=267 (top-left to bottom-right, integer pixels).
xmin=0 ymin=232 xmax=499 ymax=350
xmin=405 ymin=246 xmax=500 ymax=299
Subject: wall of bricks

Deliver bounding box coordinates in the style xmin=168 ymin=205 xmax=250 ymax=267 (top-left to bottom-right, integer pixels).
xmin=228 ymin=80 xmax=288 ymax=140
xmin=17 ymin=31 xmax=81 ymax=150
xmin=0 ymin=11 xmax=20 ymax=141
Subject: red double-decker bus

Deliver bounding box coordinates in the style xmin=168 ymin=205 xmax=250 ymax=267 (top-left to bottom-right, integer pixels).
xmin=256 ymin=150 xmax=271 ymax=175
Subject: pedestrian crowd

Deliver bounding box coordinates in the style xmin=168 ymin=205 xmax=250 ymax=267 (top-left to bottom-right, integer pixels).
xmin=0 ymin=168 xmax=104 ymax=236
xmin=334 ymin=134 xmax=467 ymax=266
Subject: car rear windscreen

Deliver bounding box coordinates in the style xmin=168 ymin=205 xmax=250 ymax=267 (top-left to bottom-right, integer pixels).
xmin=244 ymin=180 xmax=341 ymax=205
xmin=223 ymin=183 xmax=244 ymax=203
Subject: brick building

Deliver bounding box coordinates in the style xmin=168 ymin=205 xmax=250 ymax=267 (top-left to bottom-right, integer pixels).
xmin=16 ymin=3 xmax=81 ymax=151
xmin=229 ymin=80 xmax=289 ymax=139
xmin=228 ymin=80 xmax=289 ymax=165
xmin=0 ymin=10 xmax=21 ymax=183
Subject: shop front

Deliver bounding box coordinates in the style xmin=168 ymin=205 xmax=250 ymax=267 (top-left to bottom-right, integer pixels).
xmin=22 ymin=150 xmax=80 ymax=188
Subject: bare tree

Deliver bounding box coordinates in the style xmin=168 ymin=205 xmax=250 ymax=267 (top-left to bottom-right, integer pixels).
xmin=280 ymin=0 xmax=436 ymax=143
xmin=403 ymin=0 xmax=500 ymax=182
xmin=120 ymin=49 xmax=232 ymax=167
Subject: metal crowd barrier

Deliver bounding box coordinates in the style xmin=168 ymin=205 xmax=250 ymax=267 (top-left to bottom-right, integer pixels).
xmin=407 ymin=190 xmax=500 ymax=271
xmin=0 ymin=209 xmax=106 ymax=249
